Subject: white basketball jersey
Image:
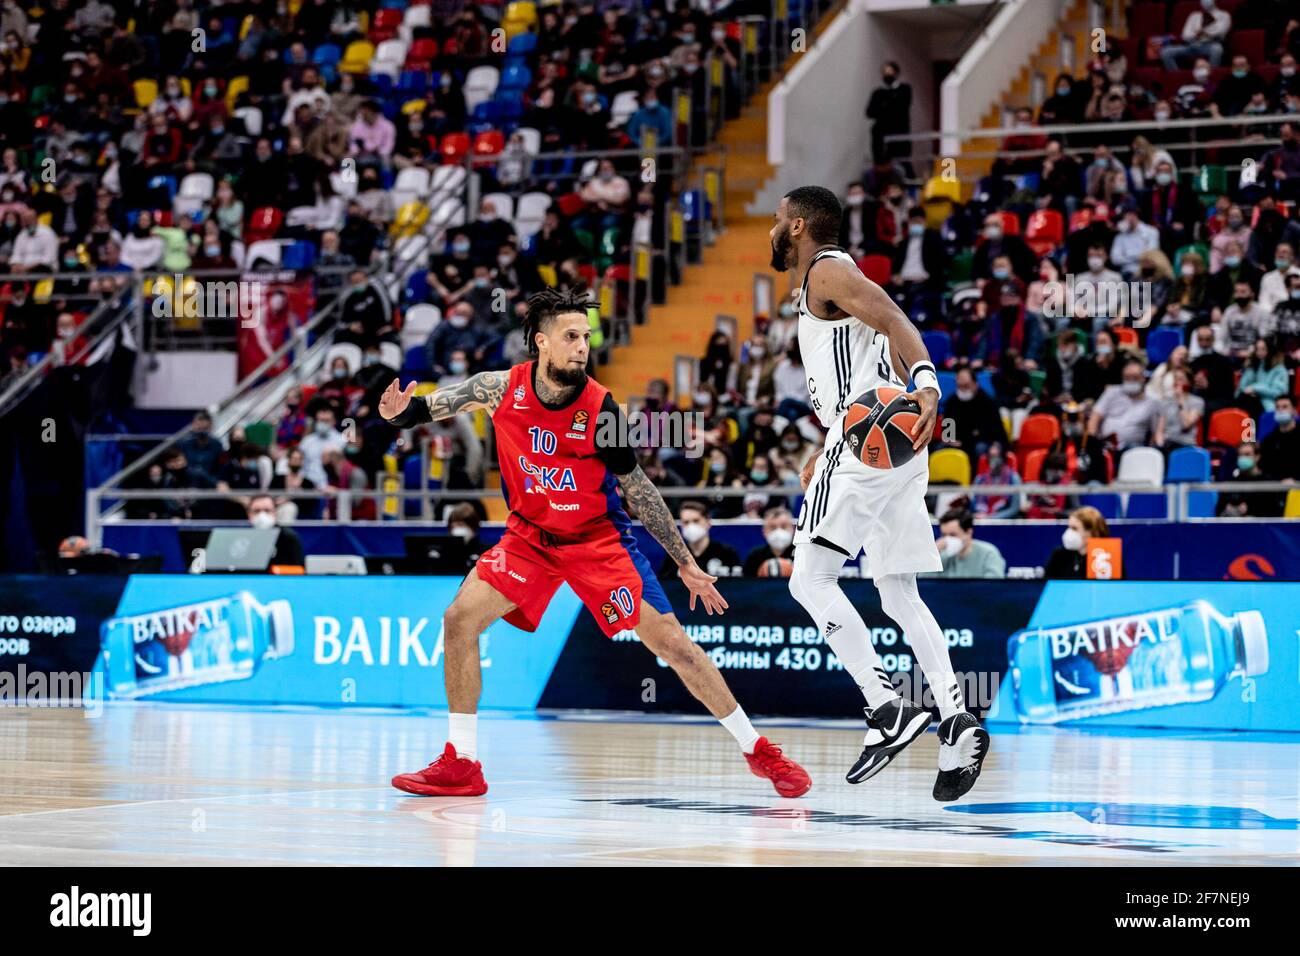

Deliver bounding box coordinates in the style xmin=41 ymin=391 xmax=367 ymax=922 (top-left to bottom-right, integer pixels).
xmin=796 ymin=247 xmax=905 ymax=430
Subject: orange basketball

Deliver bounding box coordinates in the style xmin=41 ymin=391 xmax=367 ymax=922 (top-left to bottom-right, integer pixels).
xmin=758 ymin=557 xmax=794 ymax=578
xmin=843 ymin=387 xmax=922 ymax=470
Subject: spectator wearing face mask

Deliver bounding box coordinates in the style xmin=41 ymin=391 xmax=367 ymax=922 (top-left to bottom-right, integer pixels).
xmin=660 ymin=499 xmax=741 ymax=579
xmin=626 ymin=87 xmax=673 ymax=148
xmin=1157 ymin=368 xmax=1205 ymax=452
xmin=1236 ymin=337 xmax=1288 ymax=416
xmin=926 ymin=508 xmax=1006 ymax=579
xmin=269 ymin=446 xmax=320 ymax=520
xmin=176 ymin=410 xmax=223 ymax=487
xmin=742 ymin=506 xmax=796 ymax=577
xmin=577 ymin=159 xmax=630 ymax=234
xmin=941 ymin=366 xmax=1008 ymax=467
xmin=1166 ymin=250 xmax=1210 ymax=325
xmin=1259 ymin=242 xmax=1300 ymax=314
xmin=1090 ymin=359 xmax=1163 ymax=451
xmin=1208 ymin=214 xmax=1255 ymax=277
xmin=1273 ymin=272 xmax=1300 ymax=352
xmin=1109 ymin=202 xmax=1159 ymax=279
xmin=1259 ymin=120 xmax=1300 ymax=205
xmin=972 ymin=212 xmax=1036 ymax=283
xmin=971 ymin=443 xmax=1022 ymax=517
xmin=892 ymin=207 xmax=946 ymax=311
xmin=838 ymin=182 xmax=871 ymax=259
xmin=1148 ymin=345 xmax=1192 ymax=403
xmin=734 ymin=335 xmax=776 ymax=407
xmin=1044 ymin=506 xmax=1113 ymax=579
xmin=445 ymin=503 xmax=488 ymax=570
xmin=698 ymin=445 xmax=745 ymax=519
xmin=1261 ymin=395 xmax=1300 ymax=481
xmin=1212 ymin=54 xmax=1265 ymax=118
xmin=1220 ymin=284 xmax=1271 ymax=360
xmin=1160 ymin=0 xmax=1232 ymax=70
xmin=866 ymin=60 xmax=911 ymax=166
xmin=466 ymin=198 xmax=518 ymax=260
xmin=247 ymin=494 xmax=305 ymax=568
xmin=299 ymin=405 xmax=347 ymax=487
xmin=1217 ymin=442 xmax=1284 ymax=516
xmin=425 ymin=303 xmax=501 ymax=378
xmin=1025 ymin=452 xmax=1072 ymax=520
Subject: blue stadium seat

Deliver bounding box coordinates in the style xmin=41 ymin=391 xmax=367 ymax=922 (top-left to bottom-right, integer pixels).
xmin=1166 ymin=446 xmax=1210 ymax=483
xmin=936 ymin=370 xmax=957 ymax=402
xmin=1258 ymin=411 xmax=1277 ymax=440
xmin=404 ymin=271 xmax=430 ymax=304
xmin=1080 ymin=493 xmax=1121 ymax=520
xmin=312 ymin=44 xmax=341 ymax=66
xmin=507 ymin=33 xmax=538 ymax=54
xmin=1187 ymin=490 xmax=1218 ymax=518
xmin=397 ymin=71 xmax=428 ymax=96
xmin=1125 ymin=493 xmax=1169 ymax=519
xmin=282 ymin=241 xmax=315 ymax=270
xmin=976 ymin=369 xmax=994 ymax=398
xmin=1145 ymin=326 xmax=1182 ymax=367
xmin=923 ymin=331 xmax=951 ymax=368
xmin=500 ymin=63 xmax=532 ymax=90
xmin=403 ymin=346 xmax=431 ymax=377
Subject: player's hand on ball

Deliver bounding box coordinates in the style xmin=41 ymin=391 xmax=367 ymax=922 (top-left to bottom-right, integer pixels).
xmin=910 ymin=387 xmax=938 ymax=451
xmin=799 ymin=456 xmax=816 ymax=491
xmin=379 ymin=378 xmax=416 ymax=421
xmin=680 ymin=562 xmax=728 ymax=615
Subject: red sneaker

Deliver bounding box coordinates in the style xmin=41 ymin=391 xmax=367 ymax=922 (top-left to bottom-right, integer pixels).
xmin=391 ymin=743 xmax=488 ymax=796
xmin=744 ymin=736 xmax=812 ymax=798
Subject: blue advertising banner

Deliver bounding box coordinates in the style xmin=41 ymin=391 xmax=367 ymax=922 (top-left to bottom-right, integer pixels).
xmin=1 ymin=575 xmax=1297 ymax=731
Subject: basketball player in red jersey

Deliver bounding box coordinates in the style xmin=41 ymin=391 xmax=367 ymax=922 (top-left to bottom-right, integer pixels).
xmin=379 ymin=289 xmax=811 ymax=798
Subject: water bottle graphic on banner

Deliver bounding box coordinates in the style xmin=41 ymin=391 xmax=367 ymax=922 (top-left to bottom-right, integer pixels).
xmin=1007 ymin=600 xmax=1269 ymax=722
xmin=100 ymin=592 xmax=294 ymax=698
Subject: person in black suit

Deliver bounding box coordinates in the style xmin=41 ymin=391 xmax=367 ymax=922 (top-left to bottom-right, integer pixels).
xmin=891 ymin=208 xmax=946 ymax=316
xmin=866 ymin=61 xmax=912 ymax=167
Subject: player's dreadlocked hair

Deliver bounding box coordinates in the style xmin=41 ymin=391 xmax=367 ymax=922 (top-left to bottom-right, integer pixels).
xmin=522 ymin=287 xmax=594 ymax=356
xmin=784 ymin=185 xmax=843 ymax=244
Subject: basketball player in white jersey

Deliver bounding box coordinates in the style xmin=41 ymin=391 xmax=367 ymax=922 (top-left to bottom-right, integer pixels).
xmin=770 ymin=186 xmax=989 ymax=800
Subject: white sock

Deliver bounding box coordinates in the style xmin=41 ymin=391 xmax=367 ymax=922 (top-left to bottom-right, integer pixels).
xmin=877 ymin=573 xmax=965 ymax=721
xmin=720 ymin=705 xmax=761 ymax=754
xmin=790 ymin=542 xmax=899 ymax=710
xmin=447 ymin=712 xmax=477 ymax=760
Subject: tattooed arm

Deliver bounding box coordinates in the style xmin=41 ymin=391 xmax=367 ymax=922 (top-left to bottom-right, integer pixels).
xmin=378 ymin=372 xmax=509 ymax=425
xmin=616 ymin=465 xmax=728 ymax=615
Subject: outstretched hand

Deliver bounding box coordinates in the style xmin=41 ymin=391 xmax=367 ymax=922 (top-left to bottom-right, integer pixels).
xmin=679 ymin=562 xmax=728 ymax=616
xmin=378 ymin=378 xmax=417 ymax=422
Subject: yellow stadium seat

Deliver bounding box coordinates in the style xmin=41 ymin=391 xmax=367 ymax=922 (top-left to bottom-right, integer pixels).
xmin=400 ymin=98 xmax=427 ymax=115
xmin=340 ymin=40 xmax=375 ymax=75
xmin=225 ymin=75 xmax=249 ymax=112
xmin=179 ymin=77 xmax=191 ymax=97
xmin=924 ymin=200 xmax=952 ymax=230
xmin=239 ymin=14 xmax=255 ymax=40
xmin=922 ymin=175 xmax=962 ymax=204
xmin=133 ymin=78 xmax=158 ymax=108
xmin=1285 ymin=489 xmax=1300 ymax=518
xmin=390 ymin=202 xmax=430 ymax=238
xmin=414 ymin=382 xmax=438 ymax=398
xmin=502 ymin=18 xmax=529 ymax=40
xmin=505 ymin=2 xmax=538 ymax=25
xmin=33 ymin=279 xmax=54 ymax=304
xmin=37 ymin=212 xmax=52 ymax=228
xmin=289 ymin=0 xmax=303 ymax=15
xmin=472 ymin=409 xmax=487 ymax=439
xmin=929 ymin=447 xmax=971 ymax=485
xmin=537 ymin=264 xmax=558 ymax=287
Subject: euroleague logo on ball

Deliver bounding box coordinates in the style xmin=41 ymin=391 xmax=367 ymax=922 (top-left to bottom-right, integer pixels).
xmin=844 ymin=387 xmax=921 ymax=470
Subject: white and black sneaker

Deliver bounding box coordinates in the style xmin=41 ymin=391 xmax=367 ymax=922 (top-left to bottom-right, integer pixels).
xmin=845 ymin=698 xmax=933 ymax=784
xmin=933 ymin=712 xmax=990 ymax=802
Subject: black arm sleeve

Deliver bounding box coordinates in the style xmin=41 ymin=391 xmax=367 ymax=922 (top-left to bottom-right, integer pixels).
xmin=387 ymin=395 xmax=433 ymax=429
xmin=594 ymin=392 xmax=638 ymax=475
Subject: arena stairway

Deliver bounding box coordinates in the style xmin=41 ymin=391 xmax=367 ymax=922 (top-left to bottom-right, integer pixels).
xmin=952 ymin=0 xmax=1103 ymax=187
xmin=596 ymin=7 xmax=847 ymax=403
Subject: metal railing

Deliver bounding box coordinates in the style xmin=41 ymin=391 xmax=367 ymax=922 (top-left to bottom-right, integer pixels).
xmin=887 ymin=112 xmax=1299 ymax=178
xmin=85 ymin=479 xmax=1298 ymax=545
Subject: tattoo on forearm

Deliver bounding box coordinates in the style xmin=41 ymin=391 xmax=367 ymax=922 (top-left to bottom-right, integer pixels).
xmin=427 ymin=371 xmax=508 ymax=419
xmin=618 ymin=466 xmax=693 ymax=567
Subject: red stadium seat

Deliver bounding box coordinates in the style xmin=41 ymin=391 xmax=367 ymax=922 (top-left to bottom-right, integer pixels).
xmin=555 ymin=191 xmax=587 ymax=217
xmin=1025 ymin=209 xmax=1064 ymax=256
xmin=857 ymin=253 xmax=893 ymax=287
xmin=997 ymin=211 xmax=1020 ymax=237
xmin=976 ymin=450 xmax=1019 ymax=476
xmin=244 ymin=206 xmax=283 ymax=243
xmin=1113 ymin=326 xmax=1139 ymax=348
xmin=440 ymin=132 xmax=470 ymax=164
xmin=371 ymin=8 xmax=402 ymax=42
xmin=1206 ymin=407 xmax=1252 ymax=448
xmin=1068 ymin=208 xmax=1093 ymax=233
xmin=472 ymin=130 xmax=505 ymax=156
xmin=1022 ymin=445 xmax=1076 ymax=481
xmin=1230 ymin=30 xmax=1265 ymax=65
xmin=1016 ymin=413 xmax=1061 ymax=458
xmin=405 ymin=38 xmax=439 ymax=69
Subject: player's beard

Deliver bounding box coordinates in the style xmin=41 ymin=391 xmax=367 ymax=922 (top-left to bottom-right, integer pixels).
xmin=544 ymin=358 xmax=588 ymax=390
xmin=770 ymin=226 xmax=793 ymax=272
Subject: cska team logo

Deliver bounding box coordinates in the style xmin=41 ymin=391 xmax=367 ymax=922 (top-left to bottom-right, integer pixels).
xmin=600 ymin=602 xmax=620 ymax=624
xmin=514 ymin=385 xmax=526 ymax=402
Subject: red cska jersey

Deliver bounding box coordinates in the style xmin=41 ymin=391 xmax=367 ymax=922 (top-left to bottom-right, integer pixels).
xmin=491 ymin=361 xmax=637 ymax=541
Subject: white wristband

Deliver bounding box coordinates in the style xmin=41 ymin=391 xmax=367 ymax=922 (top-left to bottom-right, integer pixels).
xmin=910 ymin=361 xmax=939 ymax=394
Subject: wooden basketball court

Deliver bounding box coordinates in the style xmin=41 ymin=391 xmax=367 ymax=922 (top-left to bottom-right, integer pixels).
xmin=0 ymin=706 xmax=1296 ymax=865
